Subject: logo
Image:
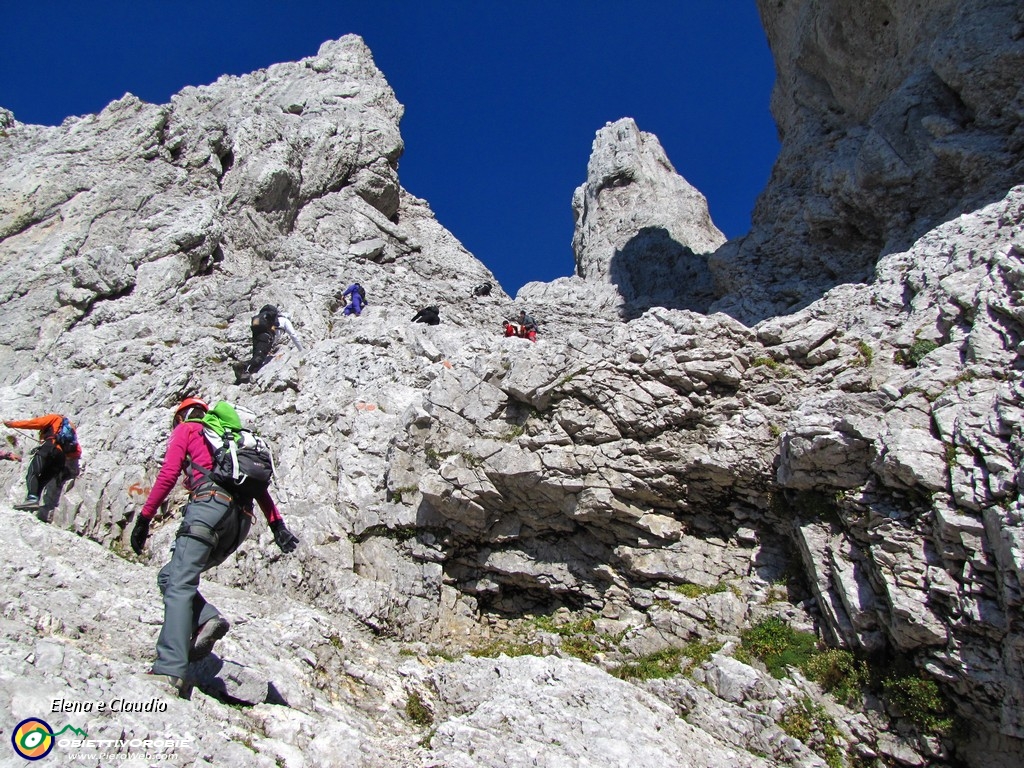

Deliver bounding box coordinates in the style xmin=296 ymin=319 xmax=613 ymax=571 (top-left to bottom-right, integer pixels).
xmin=11 ymin=720 xmax=88 ymax=761
xmin=11 ymin=718 xmax=54 ymax=761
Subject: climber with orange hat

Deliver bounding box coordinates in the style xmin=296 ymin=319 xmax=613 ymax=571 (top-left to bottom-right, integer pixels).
xmin=3 ymin=412 xmax=82 ymax=513
xmin=130 ymin=397 xmax=298 ymax=697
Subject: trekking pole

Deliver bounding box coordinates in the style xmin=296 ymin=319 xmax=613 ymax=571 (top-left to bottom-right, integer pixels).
xmin=6 ymin=427 xmax=41 ymax=443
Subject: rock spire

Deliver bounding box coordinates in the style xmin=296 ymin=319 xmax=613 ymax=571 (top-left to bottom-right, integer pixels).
xmin=571 ymin=117 xmax=725 ymax=318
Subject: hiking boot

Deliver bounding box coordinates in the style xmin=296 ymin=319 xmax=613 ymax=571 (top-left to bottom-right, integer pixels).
xmin=189 ymin=616 xmax=230 ymax=662
xmin=145 ymin=671 xmax=192 ymax=699
xmin=14 ymin=496 xmax=41 ymax=510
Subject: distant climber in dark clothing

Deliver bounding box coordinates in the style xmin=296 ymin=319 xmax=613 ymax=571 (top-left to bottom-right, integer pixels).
xmin=411 ymin=306 xmax=440 ymax=325
xmin=472 ymin=281 xmax=492 ymax=297
xmin=4 ymin=413 xmax=81 ymax=512
xmin=233 ymin=305 xmax=302 ymax=384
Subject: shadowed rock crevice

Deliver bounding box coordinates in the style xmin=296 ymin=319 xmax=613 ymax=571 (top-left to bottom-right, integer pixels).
xmin=610 ymin=226 xmax=715 ymax=319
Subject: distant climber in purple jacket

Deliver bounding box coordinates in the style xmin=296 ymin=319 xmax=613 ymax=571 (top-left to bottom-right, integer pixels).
xmin=342 ymin=283 xmax=366 ymax=316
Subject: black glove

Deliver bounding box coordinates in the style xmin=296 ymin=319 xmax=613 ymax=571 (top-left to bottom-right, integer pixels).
xmin=270 ymin=520 xmax=299 ymax=553
xmin=130 ymin=516 xmax=151 ymax=555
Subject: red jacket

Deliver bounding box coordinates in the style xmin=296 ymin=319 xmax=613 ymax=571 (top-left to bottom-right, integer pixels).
xmin=140 ymin=421 xmax=282 ymax=524
xmin=4 ymin=414 xmax=82 ymax=460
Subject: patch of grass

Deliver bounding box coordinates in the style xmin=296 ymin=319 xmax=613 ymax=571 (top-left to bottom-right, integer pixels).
xmin=611 ymin=641 xmax=722 ymax=681
xmin=804 ymin=649 xmax=867 ymax=706
xmin=681 ymin=639 xmax=721 ymax=667
xmin=738 ymin=622 xmax=872 ymax=712
xmin=468 ymin=640 xmax=545 ymax=659
xmin=882 ymin=675 xmax=953 ymax=736
xmin=389 ymin=485 xmax=418 ymax=504
xmin=767 ymin=583 xmax=789 ymax=602
xmin=405 ymin=691 xmax=434 ymax=726
xmin=778 ymin=697 xmax=814 ymax=741
xmin=894 ymin=338 xmax=939 ymax=368
xmin=612 ymin=647 xmax=687 ymax=680
xmin=944 ymin=443 xmax=957 ymax=469
xmin=418 ymin=728 xmax=436 ymax=749
xmin=109 ymin=537 xmax=132 ymax=560
xmin=560 ymin=636 xmax=602 ymax=662
xmin=427 ymin=648 xmax=459 ymax=662
xmin=458 ymin=451 xmax=483 ymax=468
xmin=531 ymin=613 xmax=597 ymax=637
xmin=854 ymin=340 xmax=874 ymax=367
xmin=674 ymin=582 xmax=730 ymax=599
xmin=949 ymin=369 xmax=979 ymax=387
xmin=558 ymin=366 xmax=588 ymax=386
xmin=768 ymin=422 xmax=782 ymax=438
xmin=503 ymin=424 xmax=526 ymax=441
xmin=530 ymin=613 xmax=603 ymax=660
xmin=751 ymin=356 xmax=791 ymax=376
xmin=421 ymin=444 xmax=479 ymax=469
xmin=779 ymin=697 xmax=845 ymax=768
xmin=424 ymin=444 xmax=442 ymax=469
xmin=350 ymin=524 xmax=420 ymax=544
xmin=738 ymin=617 xmax=818 ymax=678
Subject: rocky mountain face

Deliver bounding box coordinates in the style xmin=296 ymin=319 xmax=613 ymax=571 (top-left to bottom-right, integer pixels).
xmin=709 ymin=0 xmax=1024 ymax=324
xmin=0 ymin=4 xmax=1023 ymax=767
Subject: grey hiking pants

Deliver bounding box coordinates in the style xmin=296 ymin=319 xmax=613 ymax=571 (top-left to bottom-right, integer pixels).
xmin=152 ymin=488 xmax=251 ymax=678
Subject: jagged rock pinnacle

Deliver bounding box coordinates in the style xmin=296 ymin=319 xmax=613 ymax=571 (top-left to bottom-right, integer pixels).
xmin=571 ymin=118 xmax=725 ymax=318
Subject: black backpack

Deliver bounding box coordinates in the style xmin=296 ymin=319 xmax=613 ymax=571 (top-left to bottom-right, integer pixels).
xmin=356 ymin=285 xmax=367 ymax=303
xmin=414 ymin=306 xmax=440 ymax=325
xmin=252 ymin=306 xmax=279 ymax=338
xmin=193 ymin=426 xmax=275 ymax=500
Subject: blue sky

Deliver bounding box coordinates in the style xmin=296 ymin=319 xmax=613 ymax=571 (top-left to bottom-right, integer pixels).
xmin=1 ymin=2 xmax=779 ymax=295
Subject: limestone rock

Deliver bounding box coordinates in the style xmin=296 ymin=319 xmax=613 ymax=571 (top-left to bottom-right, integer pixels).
xmin=709 ymin=0 xmax=1024 ymax=323
xmin=2 ymin=14 xmax=1024 ymax=767
xmin=427 ymin=655 xmax=771 ymax=768
xmin=571 ymin=118 xmax=726 ymax=318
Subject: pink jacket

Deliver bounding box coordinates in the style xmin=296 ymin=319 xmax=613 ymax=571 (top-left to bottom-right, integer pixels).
xmin=140 ymin=421 xmax=282 ymax=524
